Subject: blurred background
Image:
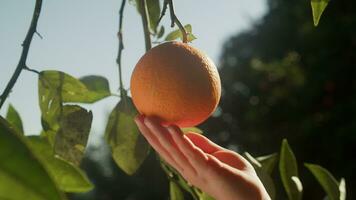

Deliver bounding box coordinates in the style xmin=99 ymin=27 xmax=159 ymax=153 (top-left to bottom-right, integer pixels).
xmin=1 ymin=0 xmax=355 ymax=199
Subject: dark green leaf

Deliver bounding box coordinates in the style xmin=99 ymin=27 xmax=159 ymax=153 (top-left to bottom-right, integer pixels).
xmin=165 ymin=24 xmax=197 ymax=42
xmin=0 ymin=117 xmax=65 ymax=200
xmin=79 ymin=75 xmax=110 ymax=96
xmin=160 ymin=160 xmax=199 ymax=199
xmin=105 ymin=94 xmax=150 ymax=175
xmin=170 ymin=181 xmax=185 ymax=200
xmin=244 ymin=152 xmax=276 ymax=199
xmin=279 ymin=139 xmax=303 ymax=200
xmin=256 ymin=153 xmax=278 ymax=174
xmin=157 ymin=26 xmax=165 ymax=39
xmin=27 ymin=136 xmax=93 ymax=192
xmin=311 ymin=0 xmax=329 ymax=26
xmin=146 ymin=0 xmax=161 ymax=33
xmin=39 ymin=71 xmax=110 ymax=104
xmin=305 ymin=163 xmax=346 ymax=200
xmin=54 ymin=105 xmax=93 ymax=165
xmin=6 ymin=104 xmax=24 ymax=134
xmin=134 ymin=0 xmax=161 ymax=33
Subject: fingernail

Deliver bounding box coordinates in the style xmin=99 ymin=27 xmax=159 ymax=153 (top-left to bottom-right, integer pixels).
xmin=134 ymin=114 xmax=144 ymax=123
xmin=143 ymin=116 xmax=152 ymax=126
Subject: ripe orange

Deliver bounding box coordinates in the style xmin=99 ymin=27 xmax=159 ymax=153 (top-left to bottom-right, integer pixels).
xmin=130 ymin=41 xmax=221 ymax=127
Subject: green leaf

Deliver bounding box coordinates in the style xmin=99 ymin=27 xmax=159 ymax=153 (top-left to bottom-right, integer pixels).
xmin=256 ymin=153 xmax=278 ymax=174
xmin=39 ymin=70 xmax=110 ymax=104
xmin=6 ymin=104 xmax=24 ymax=134
xmin=165 ymin=24 xmax=197 ymax=42
xmin=134 ymin=0 xmax=161 ymax=33
xmin=244 ymin=152 xmax=276 ymax=199
xmin=339 ymin=178 xmax=346 ymax=200
xmin=0 ymin=117 xmax=65 ymax=200
xmin=38 ymin=71 xmax=105 ymax=145
xmin=181 ymin=127 xmax=203 ymax=134
xmin=105 ymin=94 xmax=150 ymax=175
xmin=54 ymin=105 xmax=93 ymax=165
xmin=311 ymin=0 xmax=329 ymax=26
xmin=279 ymin=139 xmax=303 ymax=200
xmin=305 ymin=163 xmax=346 ymax=200
xmin=197 ymin=191 xmax=215 ymax=200
xmin=38 ymin=71 xmax=62 ymax=133
xmin=27 ymin=136 xmax=93 ymax=192
xmin=170 ymin=181 xmax=185 ymax=200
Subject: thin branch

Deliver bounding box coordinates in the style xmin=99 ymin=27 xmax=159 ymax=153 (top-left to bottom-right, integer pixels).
xmin=35 ymin=31 xmax=43 ymax=39
xmin=140 ymin=0 xmax=152 ymax=51
xmin=24 ymin=66 xmax=40 ymax=74
xmin=0 ymin=0 xmax=43 ymax=109
xmin=116 ymin=0 xmax=126 ymax=96
xmin=168 ymin=0 xmax=187 ymax=43
xmin=157 ymin=0 xmax=168 ymax=24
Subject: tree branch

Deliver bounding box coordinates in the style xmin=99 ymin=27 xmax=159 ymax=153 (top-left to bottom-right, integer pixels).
xmin=116 ymin=0 xmax=126 ymax=96
xmin=140 ymin=0 xmax=152 ymax=51
xmin=0 ymin=0 xmax=43 ymax=109
xmin=168 ymin=0 xmax=187 ymax=43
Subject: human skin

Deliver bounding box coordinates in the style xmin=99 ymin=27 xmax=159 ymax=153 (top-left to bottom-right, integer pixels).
xmin=134 ymin=115 xmax=271 ymax=200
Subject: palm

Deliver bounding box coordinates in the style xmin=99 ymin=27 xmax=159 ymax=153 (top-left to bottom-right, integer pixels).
xmin=134 ymin=115 xmax=270 ymax=200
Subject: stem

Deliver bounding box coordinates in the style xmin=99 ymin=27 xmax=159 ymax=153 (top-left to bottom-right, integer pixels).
xmin=116 ymin=0 xmax=126 ymax=96
xmin=0 ymin=0 xmax=43 ymax=110
xmin=140 ymin=0 xmax=152 ymax=51
xmin=24 ymin=66 xmax=40 ymax=74
xmin=168 ymin=0 xmax=187 ymax=43
xmin=158 ymin=0 xmax=168 ymax=24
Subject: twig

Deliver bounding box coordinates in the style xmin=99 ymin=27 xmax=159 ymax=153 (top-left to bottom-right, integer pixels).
xmin=24 ymin=66 xmax=40 ymax=74
xmin=0 ymin=0 xmax=43 ymax=109
xmin=168 ymin=0 xmax=187 ymax=43
xmin=140 ymin=0 xmax=152 ymax=51
xmin=157 ymin=0 xmax=168 ymax=24
xmin=116 ymin=0 xmax=126 ymax=96
xmin=35 ymin=31 xmax=43 ymax=39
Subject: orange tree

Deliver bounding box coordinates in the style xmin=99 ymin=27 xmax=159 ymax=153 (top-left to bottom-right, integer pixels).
xmin=0 ymin=0 xmax=346 ymax=200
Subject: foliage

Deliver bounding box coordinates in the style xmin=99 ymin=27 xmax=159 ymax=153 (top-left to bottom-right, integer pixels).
xmin=0 ymin=117 xmax=65 ymax=200
xmin=165 ymin=24 xmax=197 ymax=42
xmin=105 ymin=92 xmax=150 ymax=175
xmin=6 ymin=104 xmax=24 ymax=134
xmin=305 ymin=164 xmax=346 ymax=200
xmin=311 ymin=0 xmax=330 ymax=26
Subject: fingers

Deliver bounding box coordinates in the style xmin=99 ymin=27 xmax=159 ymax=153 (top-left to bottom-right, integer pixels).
xmin=134 ymin=115 xmax=181 ymax=171
xmin=185 ymin=132 xmax=223 ymax=154
xmin=143 ymin=117 xmax=196 ymax=175
xmin=185 ymin=132 xmax=250 ymax=171
xmin=168 ymin=125 xmax=209 ymax=172
xmin=212 ymin=150 xmax=249 ymax=170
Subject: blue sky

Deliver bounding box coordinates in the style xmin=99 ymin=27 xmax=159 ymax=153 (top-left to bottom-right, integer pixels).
xmin=0 ymin=0 xmax=266 ymax=144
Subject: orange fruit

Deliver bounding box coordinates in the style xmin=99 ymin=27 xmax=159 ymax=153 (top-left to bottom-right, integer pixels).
xmin=130 ymin=41 xmax=221 ymax=127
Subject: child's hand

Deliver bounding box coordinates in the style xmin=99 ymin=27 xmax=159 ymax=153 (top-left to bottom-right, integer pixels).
xmin=134 ymin=115 xmax=271 ymax=200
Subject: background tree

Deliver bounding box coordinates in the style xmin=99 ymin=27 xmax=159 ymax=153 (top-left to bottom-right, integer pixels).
xmin=202 ymin=0 xmax=355 ymax=199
